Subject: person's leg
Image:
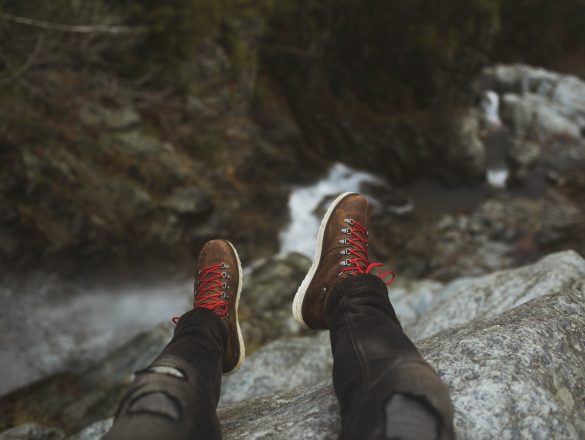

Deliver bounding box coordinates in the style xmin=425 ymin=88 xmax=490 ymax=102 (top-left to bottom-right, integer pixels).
xmin=292 ymin=192 xmax=454 ymax=440
xmin=104 ymin=308 xmax=226 ymax=440
xmin=105 ymin=239 xmax=245 ymax=440
xmin=327 ymin=274 xmax=454 ymax=440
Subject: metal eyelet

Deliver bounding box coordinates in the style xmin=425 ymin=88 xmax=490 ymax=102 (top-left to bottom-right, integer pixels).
xmin=340 ymin=259 xmax=352 ymax=267
xmin=222 ymin=282 xmax=228 ymax=289
xmin=221 ymin=292 xmax=230 ymax=300
xmin=222 ymin=271 xmax=227 ymax=278
xmin=197 ymin=270 xmax=201 ymax=275
xmin=344 ymin=218 xmax=354 ymax=225
xmin=339 ymin=238 xmax=349 ymax=245
xmin=341 ymin=227 xmax=352 ymax=234
xmin=340 ymin=248 xmax=352 ymax=255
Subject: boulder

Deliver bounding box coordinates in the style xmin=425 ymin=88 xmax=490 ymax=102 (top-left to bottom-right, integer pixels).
xmin=500 ymin=93 xmax=581 ymax=139
xmin=396 ymin=250 xmax=585 ymax=339
xmin=216 ymin=274 xmax=585 ymax=439
xmin=220 ymin=332 xmax=331 ymax=405
xmin=479 ymin=65 xmax=585 ymax=117
xmin=475 ymin=64 xmax=585 ymax=206
xmin=478 ymin=64 xmax=585 ymax=140
xmin=215 ymin=251 xmax=585 ymax=439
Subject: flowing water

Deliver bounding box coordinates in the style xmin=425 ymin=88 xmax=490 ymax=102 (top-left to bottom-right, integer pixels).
xmin=279 ymin=163 xmax=382 ymax=257
xmin=0 ymin=277 xmax=189 ymax=395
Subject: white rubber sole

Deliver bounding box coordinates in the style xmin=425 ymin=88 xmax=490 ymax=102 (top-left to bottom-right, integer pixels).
xmin=224 ymin=240 xmax=245 ymax=375
xmin=292 ymin=192 xmax=357 ymax=329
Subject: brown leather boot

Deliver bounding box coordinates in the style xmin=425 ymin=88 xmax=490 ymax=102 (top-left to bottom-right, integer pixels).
xmin=192 ymin=239 xmax=245 ymax=374
xmin=292 ymin=192 xmax=395 ymax=329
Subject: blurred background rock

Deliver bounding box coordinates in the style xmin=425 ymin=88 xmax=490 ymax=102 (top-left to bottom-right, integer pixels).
xmin=0 ymin=0 xmax=584 ymax=438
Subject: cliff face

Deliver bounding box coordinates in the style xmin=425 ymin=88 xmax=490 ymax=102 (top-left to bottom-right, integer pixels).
xmin=261 ymin=0 xmax=500 ymax=184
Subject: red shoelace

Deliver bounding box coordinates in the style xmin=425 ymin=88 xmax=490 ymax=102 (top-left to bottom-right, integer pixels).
xmin=172 ymin=263 xmax=230 ymax=324
xmin=340 ymin=219 xmax=396 ymax=286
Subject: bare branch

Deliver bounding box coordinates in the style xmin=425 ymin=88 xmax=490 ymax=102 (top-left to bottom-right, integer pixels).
xmin=0 ymin=13 xmax=146 ymax=35
xmin=0 ymin=35 xmax=44 ymax=85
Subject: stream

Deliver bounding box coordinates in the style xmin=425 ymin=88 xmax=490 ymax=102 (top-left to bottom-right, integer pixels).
xmin=0 ymin=278 xmax=189 ymax=395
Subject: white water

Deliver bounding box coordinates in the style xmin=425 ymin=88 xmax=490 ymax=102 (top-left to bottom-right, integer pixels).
xmin=487 ymin=167 xmax=509 ymax=189
xmin=481 ymin=90 xmax=503 ymax=127
xmin=0 ymin=279 xmax=190 ymax=395
xmin=279 ymin=163 xmax=382 ymax=257
xmin=481 ymin=90 xmax=510 ymax=189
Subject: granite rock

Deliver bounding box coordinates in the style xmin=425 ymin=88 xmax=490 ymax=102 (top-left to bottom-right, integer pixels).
xmin=500 ymin=93 xmax=581 ymax=139
xmin=401 ymin=250 xmax=585 ymax=339
xmin=220 ymin=332 xmax=331 ymax=405
xmin=214 ymin=251 xmax=585 ymax=439
xmin=5 ymin=251 xmax=585 ymax=439
xmin=421 ymin=289 xmax=585 ymax=439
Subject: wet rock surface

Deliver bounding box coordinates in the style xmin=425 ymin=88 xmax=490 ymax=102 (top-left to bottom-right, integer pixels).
xmin=4 ymin=251 xmax=583 ymax=439
xmin=215 ymin=275 xmax=585 ymax=439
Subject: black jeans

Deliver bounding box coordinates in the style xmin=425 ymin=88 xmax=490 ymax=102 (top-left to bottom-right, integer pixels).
xmin=105 ymin=275 xmax=454 ymax=440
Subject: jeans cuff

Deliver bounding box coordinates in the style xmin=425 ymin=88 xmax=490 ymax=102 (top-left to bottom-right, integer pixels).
xmin=174 ymin=308 xmax=228 ymax=342
xmin=326 ymin=273 xmax=389 ymax=316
